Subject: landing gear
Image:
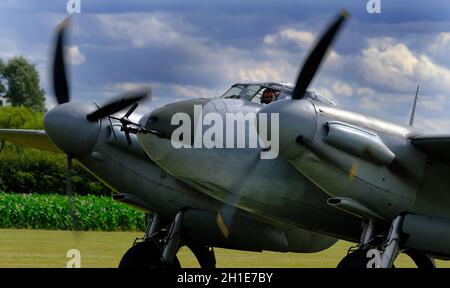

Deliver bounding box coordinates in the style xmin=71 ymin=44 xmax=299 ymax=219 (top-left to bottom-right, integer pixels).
xmin=337 ymin=249 xmax=374 ymax=268
xmin=187 ymin=245 xmax=216 ymax=268
xmin=118 ymin=239 xmax=181 ymax=268
xmin=119 ymin=211 xmax=217 ymax=268
xmin=337 ymin=215 xmax=436 ymax=269
xmin=119 ymin=212 xmax=181 ymax=269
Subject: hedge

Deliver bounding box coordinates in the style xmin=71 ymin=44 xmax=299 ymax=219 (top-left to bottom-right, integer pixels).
xmin=0 ymin=148 xmax=111 ymax=196
xmin=0 ymin=106 xmax=111 ymax=196
xmin=0 ymin=192 xmax=146 ymax=231
xmin=0 ymin=106 xmax=44 ymax=130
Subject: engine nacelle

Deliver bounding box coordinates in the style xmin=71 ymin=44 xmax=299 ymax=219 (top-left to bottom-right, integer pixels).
xmin=182 ymin=209 xmax=337 ymax=253
xmin=403 ymin=214 xmax=450 ymax=258
xmin=324 ymin=121 xmax=395 ymax=166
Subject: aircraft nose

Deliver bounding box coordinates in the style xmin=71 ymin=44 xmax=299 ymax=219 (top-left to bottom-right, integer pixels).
xmin=257 ymin=99 xmax=317 ymax=160
xmin=137 ymin=99 xmax=210 ymax=161
xmin=44 ymin=102 xmax=101 ymax=156
xmin=142 ymin=99 xmax=210 ymax=139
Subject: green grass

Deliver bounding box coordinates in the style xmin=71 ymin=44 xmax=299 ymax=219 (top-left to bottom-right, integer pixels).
xmin=0 ymin=229 xmax=449 ymax=268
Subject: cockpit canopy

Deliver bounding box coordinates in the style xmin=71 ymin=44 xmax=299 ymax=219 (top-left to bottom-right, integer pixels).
xmin=219 ymin=82 xmax=335 ymax=105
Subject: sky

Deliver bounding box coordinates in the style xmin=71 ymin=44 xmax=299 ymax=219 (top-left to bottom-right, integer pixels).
xmin=1 ymin=0 xmax=450 ymax=132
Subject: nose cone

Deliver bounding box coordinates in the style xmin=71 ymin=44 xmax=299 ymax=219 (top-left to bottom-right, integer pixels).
xmin=44 ymin=102 xmax=101 ymax=156
xmin=137 ymin=99 xmax=209 ymax=161
xmin=143 ymin=99 xmax=210 ymax=138
xmin=257 ymin=99 xmax=317 ymax=160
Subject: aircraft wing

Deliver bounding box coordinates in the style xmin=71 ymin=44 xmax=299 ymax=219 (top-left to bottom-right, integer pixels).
xmin=0 ymin=129 xmax=62 ymax=153
xmin=411 ymin=134 xmax=450 ymax=162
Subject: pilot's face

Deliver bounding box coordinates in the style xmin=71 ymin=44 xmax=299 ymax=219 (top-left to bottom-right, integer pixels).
xmin=260 ymin=90 xmax=277 ymax=104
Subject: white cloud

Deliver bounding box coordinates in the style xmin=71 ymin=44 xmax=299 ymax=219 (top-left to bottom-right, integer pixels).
xmin=355 ymin=87 xmax=375 ymax=98
xmin=264 ymin=28 xmax=314 ymax=49
xmin=359 ymin=37 xmax=450 ymax=94
xmin=359 ymin=97 xmax=380 ymax=111
xmin=110 ymin=82 xmax=151 ymax=92
xmin=170 ymin=84 xmax=222 ymax=99
xmin=415 ymin=116 xmax=450 ymax=133
xmin=67 ymin=46 xmax=86 ymax=65
xmin=418 ymin=94 xmax=446 ymax=112
xmin=332 ymin=81 xmax=353 ymax=97
xmin=97 ymin=13 xmax=191 ymax=48
xmin=315 ymin=86 xmax=337 ymax=103
xmin=428 ymin=32 xmax=450 ymax=56
xmin=238 ymin=61 xmax=290 ymax=83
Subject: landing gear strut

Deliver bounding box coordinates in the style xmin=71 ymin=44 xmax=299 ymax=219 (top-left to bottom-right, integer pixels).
xmin=337 ymin=215 xmax=435 ymax=268
xmin=119 ymin=211 xmax=217 ymax=268
xmin=119 ymin=213 xmax=181 ymax=268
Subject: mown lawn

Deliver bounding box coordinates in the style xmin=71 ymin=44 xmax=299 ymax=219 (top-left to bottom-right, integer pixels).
xmin=0 ymin=229 xmax=449 ymax=268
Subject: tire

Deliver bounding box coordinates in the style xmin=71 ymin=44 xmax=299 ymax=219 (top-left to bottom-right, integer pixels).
xmin=337 ymin=249 xmax=373 ymax=269
xmin=118 ymin=240 xmax=181 ymax=269
xmin=337 ymin=249 xmax=396 ymax=269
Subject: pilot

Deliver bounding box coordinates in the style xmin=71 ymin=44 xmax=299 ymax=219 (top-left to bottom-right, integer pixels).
xmin=260 ymin=88 xmax=278 ymax=104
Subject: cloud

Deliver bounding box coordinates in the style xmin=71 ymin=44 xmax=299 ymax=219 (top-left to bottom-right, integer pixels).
xmin=97 ymin=13 xmax=194 ymax=48
xmin=358 ymin=97 xmax=380 ymax=111
xmin=104 ymin=82 xmax=153 ymax=97
xmin=264 ymin=28 xmax=314 ymax=49
xmin=332 ymin=81 xmax=353 ymax=97
xmin=67 ymin=46 xmax=86 ymax=65
xmin=2 ymin=1 xmax=450 ymax=135
xmin=358 ymin=37 xmax=450 ymax=95
xmin=428 ymin=32 xmax=450 ymax=55
xmin=415 ymin=116 xmax=450 ymax=133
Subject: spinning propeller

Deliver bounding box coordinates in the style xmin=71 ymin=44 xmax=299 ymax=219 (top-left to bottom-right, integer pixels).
xmin=216 ymin=10 xmax=349 ymax=238
xmin=292 ymin=10 xmax=348 ymax=100
xmin=50 ymin=18 xmax=151 ymax=230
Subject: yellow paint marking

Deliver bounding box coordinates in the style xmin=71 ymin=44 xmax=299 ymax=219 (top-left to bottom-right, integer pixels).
xmin=216 ymin=212 xmax=230 ymax=239
xmin=348 ymin=163 xmax=357 ymax=180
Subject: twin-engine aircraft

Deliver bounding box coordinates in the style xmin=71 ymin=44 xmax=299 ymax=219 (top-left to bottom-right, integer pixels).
xmin=1 ymin=11 xmax=449 ymax=268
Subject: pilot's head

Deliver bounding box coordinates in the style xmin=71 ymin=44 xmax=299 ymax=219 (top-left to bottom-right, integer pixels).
xmin=260 ymin=88 xmax=278 ymax=105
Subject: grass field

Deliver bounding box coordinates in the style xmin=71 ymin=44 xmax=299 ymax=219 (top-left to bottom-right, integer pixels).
xmin=0 ymin=229 xmax=448 ymax=268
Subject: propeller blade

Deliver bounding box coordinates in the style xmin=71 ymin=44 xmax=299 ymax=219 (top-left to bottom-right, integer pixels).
xmin=86 ymin=88 xmax=151 ymax=122
xmin=66 ymin=154 xmax=79 ymax=231
xmin=52 ymin=18 xmax=71 ymax=105
xmin=124 ymin=102 xmax=139 ymax=119
xmin=292 ymin=10 xmax=349 ymax=100
xmin=216 ymin=154 xmax=260 ymax=238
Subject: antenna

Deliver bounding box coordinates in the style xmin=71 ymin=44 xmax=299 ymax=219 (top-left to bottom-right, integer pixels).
xmin=409 ymin=84 xmax=419 ymax=127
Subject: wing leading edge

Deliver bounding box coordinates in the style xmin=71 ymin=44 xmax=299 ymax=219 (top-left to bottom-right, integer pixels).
xmin=0 ymin=129 xmax=62 ymax=153
xmin=411 ymin=134 xmax=450 ymax=162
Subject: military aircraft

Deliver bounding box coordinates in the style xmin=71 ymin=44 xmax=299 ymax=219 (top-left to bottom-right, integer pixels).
xmin=0 ymin=10 xmax=446 ymax=268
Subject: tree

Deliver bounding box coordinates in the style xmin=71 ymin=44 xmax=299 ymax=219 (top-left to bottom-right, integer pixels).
xmin=2 ymin=56 xmax=45 ymax=112
xmin=0 ymin=59 xmax=5 ymax=106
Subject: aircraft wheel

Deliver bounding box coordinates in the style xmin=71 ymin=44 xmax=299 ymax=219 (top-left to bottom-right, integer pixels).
xmin=336 ymin=249 xmax=395 ymax=268
xmin=337 ymin=249 xmax=372 ymax=268
xmin=118 ymin=240 xmax=181 ymax=269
